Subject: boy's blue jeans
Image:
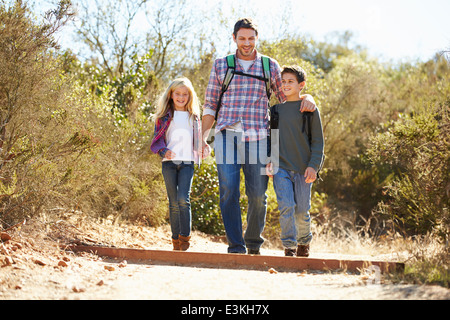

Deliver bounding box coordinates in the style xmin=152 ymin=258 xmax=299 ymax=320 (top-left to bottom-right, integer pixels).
xmin=273 ymin=168 xmax=313 ymax=249
xmin=162 ymin=161 xmax=195 ymax=240
xmin=214 ymin=130 xmax=269 ymax=253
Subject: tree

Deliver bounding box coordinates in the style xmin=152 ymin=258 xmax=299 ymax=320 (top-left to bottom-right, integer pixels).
xmin=0 ymin=0 xmax=74 ymax=159
xmin=75 ymin=0 xmax=147 ymax=77
xmin=75 ymin=0 xmax=196 ymax=79
xmin=0 ymin=0 xmax=77 ymax=220
xmin=73 ymin=0 xmax=198 ymax=117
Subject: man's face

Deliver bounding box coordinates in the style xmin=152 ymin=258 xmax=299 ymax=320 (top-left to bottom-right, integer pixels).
xmin=233 ymin=28 xmax=258 ymax=60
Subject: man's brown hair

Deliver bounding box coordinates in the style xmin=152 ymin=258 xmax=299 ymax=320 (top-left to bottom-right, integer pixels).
xmin=233 ymin=18 xmax=259 ymax=37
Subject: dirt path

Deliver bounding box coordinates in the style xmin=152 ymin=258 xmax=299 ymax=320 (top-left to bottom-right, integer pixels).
xmin=3 ymin=256 xmax=448 ymax=301
xmin=1 ymin=220 xmax=449 ymax=301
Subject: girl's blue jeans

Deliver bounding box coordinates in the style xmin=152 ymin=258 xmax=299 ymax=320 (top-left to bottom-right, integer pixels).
xmin=214 ymin=130 xmax=269 ymax=253
xmin=162 ymin=161 xmax=195 ymax=240
xmin=273 ymin=168 xmax=313 ymax=249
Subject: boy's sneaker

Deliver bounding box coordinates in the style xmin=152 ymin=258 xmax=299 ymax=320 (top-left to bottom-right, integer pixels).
xmin=284 ymin=248 xmax=296 ymax=256
xmin=297 ymin=245 xmax=310 ymax=257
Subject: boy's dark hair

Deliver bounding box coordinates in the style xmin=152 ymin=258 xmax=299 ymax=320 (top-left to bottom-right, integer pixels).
xmin=282 ymin=65 xmax=307 ymax=83
xmin=233 ymin=18 xmax=258 ymax=37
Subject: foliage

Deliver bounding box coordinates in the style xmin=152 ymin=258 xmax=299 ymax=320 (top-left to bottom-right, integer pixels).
xmin=0 ymin=0 xmax=75 ymax=221
xmin=191 ymin=157 xmax=223 ymax=235
xmin=368 ymin=103 xmax=449 ymax=241
xmin=394 ymin=232 xmax=449 ymax=288
xmin=259 ymin=37 xmax=326 ymax=106
xmin=0 ymin=0 xmax=167 ymax=228
xmin=61 ymin=51 xmax=160 ymax=118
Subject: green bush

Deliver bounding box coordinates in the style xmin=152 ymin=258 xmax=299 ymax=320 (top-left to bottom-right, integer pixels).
xmin=368 ymin=103 xmax=449 ymax=241
xmin=191 ymin=157 xmax=224 ymax=235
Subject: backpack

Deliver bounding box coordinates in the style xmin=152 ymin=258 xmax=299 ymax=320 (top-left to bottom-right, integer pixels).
xmin=215 ymin=55 xmax=272 ymax=120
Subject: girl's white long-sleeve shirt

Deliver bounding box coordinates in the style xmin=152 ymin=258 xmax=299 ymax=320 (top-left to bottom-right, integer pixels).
xmin=163 ymin=111 xmax=194 ymax=163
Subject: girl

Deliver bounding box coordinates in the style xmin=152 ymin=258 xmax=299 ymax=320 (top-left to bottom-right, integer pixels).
xmin=151 ymin=78 xmax=202 ymax=251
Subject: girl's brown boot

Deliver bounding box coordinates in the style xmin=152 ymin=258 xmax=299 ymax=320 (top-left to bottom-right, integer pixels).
xmin=178 ymin=235 xmax=191 ymax=251
xmin=172 ymin=238 xmax=181 ymax=251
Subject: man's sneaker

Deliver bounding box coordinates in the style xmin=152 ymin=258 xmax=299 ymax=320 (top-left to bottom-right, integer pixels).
xmin=284 ymin=248 xmax=296 ymax=256
xmin=297 ymin=244 xmax=310 ymax=257
xmin=247 ymin=248 xmax=260 ymax=255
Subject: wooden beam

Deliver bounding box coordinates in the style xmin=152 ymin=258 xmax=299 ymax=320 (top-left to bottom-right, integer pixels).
xmin=68 ymin=245 xmax=404 ymax=273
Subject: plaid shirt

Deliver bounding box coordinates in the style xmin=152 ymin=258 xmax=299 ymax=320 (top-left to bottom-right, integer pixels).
xmin=204 ymin=50 xmax=285 ymax=141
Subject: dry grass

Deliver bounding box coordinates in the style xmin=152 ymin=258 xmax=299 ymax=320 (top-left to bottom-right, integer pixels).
xmin=311 ymin=225 xmax=449 ymax=287
xmin=264 ymin=206 xmax=449 ymax=288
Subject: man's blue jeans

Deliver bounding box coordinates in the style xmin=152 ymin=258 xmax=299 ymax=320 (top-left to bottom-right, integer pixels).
xmin=162 ymin=161 xmax=195 ymax=240
xmin=214 ymin=130 xmax=269 ymax=253
xmin=273 ymin=168 xmax=313 ymax=249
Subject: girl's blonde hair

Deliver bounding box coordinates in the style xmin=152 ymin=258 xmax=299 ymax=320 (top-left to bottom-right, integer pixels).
xmin=155 ymin=77 xmax=201 ymax=119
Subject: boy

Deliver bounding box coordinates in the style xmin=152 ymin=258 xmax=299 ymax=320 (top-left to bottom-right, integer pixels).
xmin=266 ymin=65 xmax=324 ymax=257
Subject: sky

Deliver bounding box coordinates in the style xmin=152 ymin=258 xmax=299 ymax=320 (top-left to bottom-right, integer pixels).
xmin=288 ymin=0 xmax=450 ymax=62
xmin=239 ymin=0 xmax=450 ymax=63
xmin=34 ymin=0 xmax=450 ymax=64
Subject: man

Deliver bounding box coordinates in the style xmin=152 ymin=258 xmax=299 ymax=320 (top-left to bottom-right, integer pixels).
xmin=202 ymin=18 xmax=316 ymax=254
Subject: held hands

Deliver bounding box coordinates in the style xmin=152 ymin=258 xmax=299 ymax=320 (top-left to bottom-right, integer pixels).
xmin=166 ymin=143 xmax=211 ymax=160
xmin=266 ymin=162 xmax=274 ymax=178
xmin=202 ymin=141 xmax=211 ymax=159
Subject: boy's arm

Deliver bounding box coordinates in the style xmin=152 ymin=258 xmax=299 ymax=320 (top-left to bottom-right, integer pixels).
xmin=308 ymin=109 xmax=325 ymax=172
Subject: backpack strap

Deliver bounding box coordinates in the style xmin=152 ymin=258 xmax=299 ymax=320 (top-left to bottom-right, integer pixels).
xmin=302 ymin=112 xmax=313 ymax=148
xmin=215 ymin=54 xmax=272 ymax=120
xmin=233 ymin=56 xmax=271 ymax=99
xmin=270 ymin=104 xmax=279 ymax=130
xmin=261 ymin=55 xmax=272 ymax=100
xmin=215 ymin=55 xmax=236 ymax=120
xmin=223 ymin=55 xmax=236 ymax=92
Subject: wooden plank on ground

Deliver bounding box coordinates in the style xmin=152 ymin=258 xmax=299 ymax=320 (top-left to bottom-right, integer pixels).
xmin=68 ymin=245 xmax=404 ymax=273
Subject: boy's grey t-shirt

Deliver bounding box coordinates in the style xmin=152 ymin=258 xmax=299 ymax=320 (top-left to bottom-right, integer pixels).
xmin=274 ymin=100 xmax=324 ymax=174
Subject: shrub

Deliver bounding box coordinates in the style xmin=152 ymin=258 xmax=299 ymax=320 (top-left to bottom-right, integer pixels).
xmin=368 ymin=103 xmax=449 ymax=241
xmin=0 ymin=1 xmax=167 ymax=227
xmin=0 ymin=0 xmax=75 ymax=222
xmin=191 ymin=157 xmax=223 ymax=235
